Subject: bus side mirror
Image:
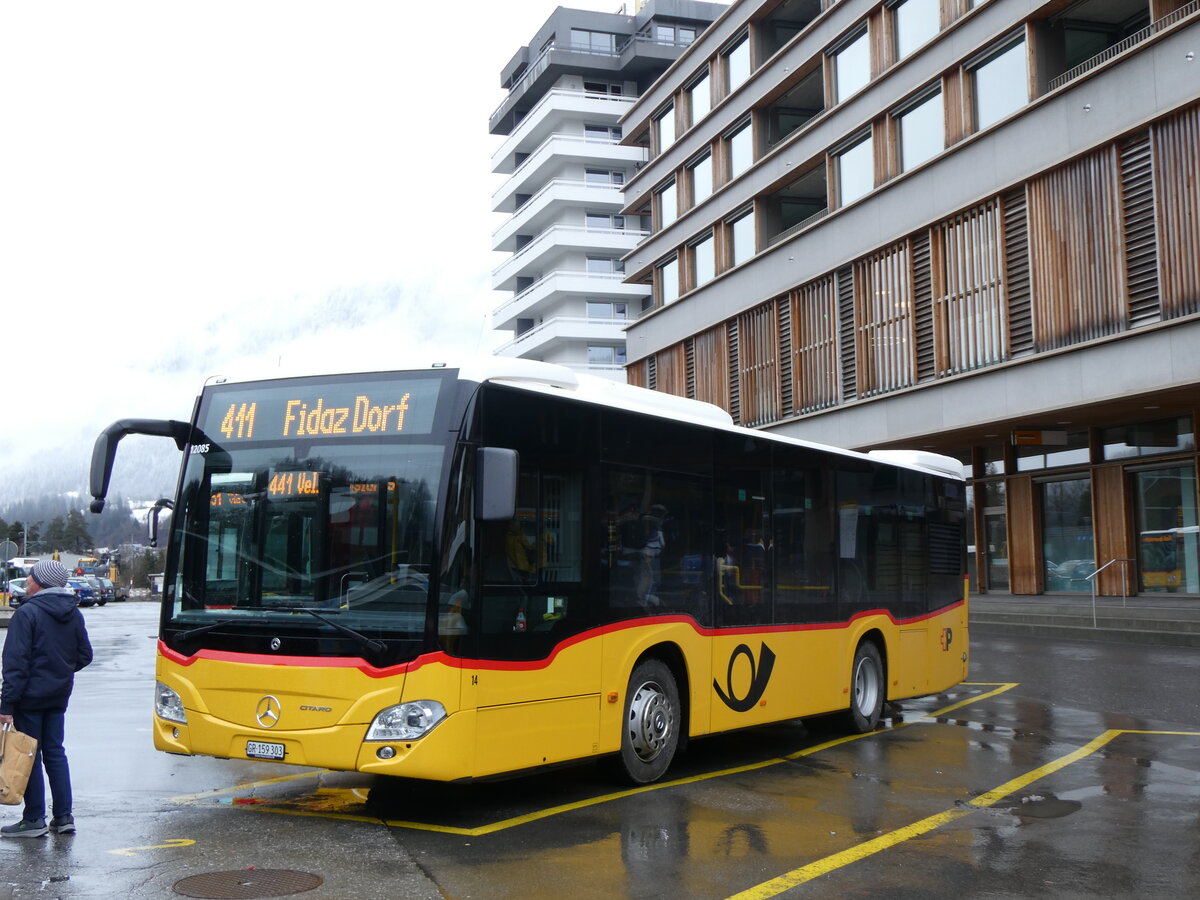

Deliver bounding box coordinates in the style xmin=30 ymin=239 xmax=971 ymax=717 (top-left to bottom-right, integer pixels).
xmin=476 ymin=448 xmax=518 ymax=522
xmin=148 ymin=499 xmax=174 ymax=548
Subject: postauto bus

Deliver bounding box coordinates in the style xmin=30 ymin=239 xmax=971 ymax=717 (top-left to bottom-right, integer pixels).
xmin=88 ymin=359 xmax=968 ymax=784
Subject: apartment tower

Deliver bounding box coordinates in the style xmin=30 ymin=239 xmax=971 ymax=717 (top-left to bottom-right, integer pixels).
xmin=490 ymin=1 xmax=726 ymax=379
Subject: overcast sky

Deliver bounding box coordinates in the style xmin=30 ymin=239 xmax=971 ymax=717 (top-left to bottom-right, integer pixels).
xmin=0 ymin=0 xmax=629 ymax=483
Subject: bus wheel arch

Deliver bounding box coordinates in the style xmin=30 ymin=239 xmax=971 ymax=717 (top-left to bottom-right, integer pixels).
xmin=843 ymin=633 xmax=886 ymax=734
xmin=617 ymin=645 xmax=687 ymax=784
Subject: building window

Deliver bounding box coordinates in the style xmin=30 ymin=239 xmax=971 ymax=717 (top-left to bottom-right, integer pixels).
xmin=657 ymin=179 xmax=678 ymax=228
xmin=1103 ymin=417 xmax=1196 ymax=460
xmin=571 ymin=29 xmax=618 ymax=54
xmin=726 ymin=120 xmax=753 ymax=180
xmin=972 ymin=39 xmax=1028 ymax=131
xmin=586 ymin=211 xmax=625 ymax=231
xmin=832 ymin=29 xmax=870 ymax=103
xmin=583 ymin=81 xmax=624 ymax=97
xmin=655 ymin=103 xmax=676 ymax=152
xmin=587 ymin=345 xmax=627 ymax=366
xmin=836 ymin=133 xmax=874 ymax=206
xmin=585 ymin=124 xmax=622 ymax=142
xmin=728 ymin=209 xmax=755 ymax=267
xmin=587 ymin=256 xmax=625 ymax=275
xmin=894 ymin=0 xmax=940 ymax=59
xmin=658 ymin=257 xmax=680 ymax=305
xmin=724 ymin=35 xmax=751 ymax=94
xmin=688 ymin=72 xmax=711 ymax=126
xmin=587 ymin=300 xmax=629 ymax=320
xmin=653 ymin=23 xmax=697 ymax=45
xmin=585 ymin=168 xmax=625 ymax=186
xmin=1017 ymin=431 xmax=1090 ymax=472
xmin=897 ymin=90 xmax=944 ymax=171
xmin=689 ymin=152 xmax=713 ymax=206
xmin=691 ymin=232 xmax=715 ymax=288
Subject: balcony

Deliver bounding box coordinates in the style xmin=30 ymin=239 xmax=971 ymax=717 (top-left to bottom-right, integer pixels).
xmin=492 ymin=90 xmax=635 ymax=174
xmin=492 ymin=133 xmax=644 ymax=211
xmin=494 ymin=315 xmax=630 ymax=357
xmin=492 ymin=225 xmax=648 ymax=291
xmin=1042 ymin=0 xmax=1195 ymax=93
xmin=492 ymin=270 xmax=650 ymax=331
xmin=490 ymin=33 xmax=695 ymax=135
xmin=492 ymin=179 xmax=625 ymax=248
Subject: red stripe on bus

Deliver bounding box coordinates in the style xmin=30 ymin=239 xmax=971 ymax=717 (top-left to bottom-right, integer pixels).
xmin=156 ymin=600 xmax=962 ymax=677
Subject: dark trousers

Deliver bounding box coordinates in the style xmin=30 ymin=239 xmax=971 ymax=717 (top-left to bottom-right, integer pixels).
xmin=13 ymin=708 xmax=72 ymax=823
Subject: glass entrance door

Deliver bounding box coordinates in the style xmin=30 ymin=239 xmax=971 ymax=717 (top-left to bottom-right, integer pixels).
xmin=1041 ymin=477 xmax=1095 ymax=592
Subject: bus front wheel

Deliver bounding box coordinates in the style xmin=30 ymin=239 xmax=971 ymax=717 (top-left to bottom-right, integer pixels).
xmin=843 ymin=641 xmax=884 ymax=733
xmin=619 ymin=659 xmax=680 ymax=784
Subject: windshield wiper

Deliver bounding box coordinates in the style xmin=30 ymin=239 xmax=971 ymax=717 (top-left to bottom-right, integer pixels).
xmin=273 ymin=606 xmax=388 ymax=660
xmin=175 ymin=618 xmax=243 ymax=643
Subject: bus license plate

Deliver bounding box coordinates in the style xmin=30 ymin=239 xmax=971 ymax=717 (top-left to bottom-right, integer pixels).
xmin=246 ymin=740 xmax=285 ymax=760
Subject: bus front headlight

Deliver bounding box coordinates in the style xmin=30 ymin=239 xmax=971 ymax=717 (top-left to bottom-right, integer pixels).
xmin=155 ymin=681 xmax=188 ymax=724
xmin=365 ymin=701 xmax=446 ymax=741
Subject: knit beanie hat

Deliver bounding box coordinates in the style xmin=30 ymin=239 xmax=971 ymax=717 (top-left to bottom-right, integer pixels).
xmin=30 ymin=559 xmax=70 ymax=589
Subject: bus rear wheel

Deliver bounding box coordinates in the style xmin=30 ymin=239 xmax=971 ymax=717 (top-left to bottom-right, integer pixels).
xmin=619 ymin=659 xmax=680 ymax=784
xmin=843 ymin=641 xmax=884 ymax=733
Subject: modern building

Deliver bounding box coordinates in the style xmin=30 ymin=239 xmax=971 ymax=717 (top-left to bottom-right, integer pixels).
xmin=490 ymin=1 xmax=726 ymax=380
xmin=617 ymin=0 xmax=1200 ymax=597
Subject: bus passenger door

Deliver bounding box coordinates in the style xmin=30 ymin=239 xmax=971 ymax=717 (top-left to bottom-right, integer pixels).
xmin=465 ymin=466 xmax=601 ymax=777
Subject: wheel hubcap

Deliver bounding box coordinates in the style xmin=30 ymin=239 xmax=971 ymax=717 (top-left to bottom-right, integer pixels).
xmin=853 ymin=657 xmax=879 ymax=715
xmin=627 ymin=681 xmax=672 ymax=762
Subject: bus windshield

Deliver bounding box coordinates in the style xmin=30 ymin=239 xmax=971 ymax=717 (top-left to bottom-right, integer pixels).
xmin=165 ymin=373 xmax=451 ymax=649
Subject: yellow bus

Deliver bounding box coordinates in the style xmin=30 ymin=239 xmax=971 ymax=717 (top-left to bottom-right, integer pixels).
xmin=88 ymin=360 xmax=968 ymax=784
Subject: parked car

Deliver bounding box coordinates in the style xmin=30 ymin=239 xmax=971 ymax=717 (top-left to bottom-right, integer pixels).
xmin=1048 ymin=559 xmax=1096 ymax=591
xmin=83 ymin=575 xmax=112 ymax=606
xmin=95 ymin=577 xmax=117 ymax=604
xmin=5 ymin=577 xmax=27 ymax=608
xmin=66 ymin=577 xmax=100 ymax=607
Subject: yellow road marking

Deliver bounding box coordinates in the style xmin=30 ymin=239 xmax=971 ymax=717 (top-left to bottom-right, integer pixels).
xmin=726 ymin=728 xmax=1200 ymax=899
xmin=171 ymin=683 xmax=1018 ymax=835
xmin=108 ymin=838 xmax=196 ymax=856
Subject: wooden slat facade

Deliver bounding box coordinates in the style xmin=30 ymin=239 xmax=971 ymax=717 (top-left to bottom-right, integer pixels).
xmin=737 ymin=301 xmax=781 ymax=426
xmin=1153 ymin=104 xmax=1200 ymax=318
xmin=1028 ymin=146 xmax=1128 ymax=350
xmin=1093 ymin=464 xmax=1133 ymax=596
xmin=791 ymin=275 xmax=840 ymax=413
xmin=932 ymin=199 xmax=1007 ymax=375
xmin=854 ymin=241 xmax=915 ymax=396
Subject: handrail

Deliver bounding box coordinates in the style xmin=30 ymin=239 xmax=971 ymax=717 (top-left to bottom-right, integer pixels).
xmin=1084 ymin=558 xmax=1134 ymax=626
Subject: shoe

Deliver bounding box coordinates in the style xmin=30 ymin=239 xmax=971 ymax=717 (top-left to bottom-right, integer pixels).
xmin=1 ymin=819 xmax=49 ymax=838
xmin=50 ymin=815 xmax=75 ymax=834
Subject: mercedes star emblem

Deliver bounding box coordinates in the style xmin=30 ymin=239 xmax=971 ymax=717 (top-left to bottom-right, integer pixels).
xmin=256 ymin=695 xmax=282 ymax=728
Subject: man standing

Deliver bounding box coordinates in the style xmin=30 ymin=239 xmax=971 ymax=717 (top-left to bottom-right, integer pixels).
xmin=0 ymin=559 xmax=92 ymax=838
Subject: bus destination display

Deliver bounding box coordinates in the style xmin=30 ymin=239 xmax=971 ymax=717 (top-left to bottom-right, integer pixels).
xmin=200 ymin=378 xmax=441 ymax=443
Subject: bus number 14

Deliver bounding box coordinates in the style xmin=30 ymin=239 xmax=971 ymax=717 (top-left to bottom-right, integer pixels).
xmin=221 ymin=402 xmax=257 ymax=440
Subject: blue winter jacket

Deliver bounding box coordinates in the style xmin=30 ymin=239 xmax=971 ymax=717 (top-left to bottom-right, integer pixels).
xmin=0 ymin=587 xmax=93 ymax=714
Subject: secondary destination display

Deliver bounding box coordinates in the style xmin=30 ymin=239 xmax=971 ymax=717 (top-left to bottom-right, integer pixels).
xmin=199 ymin=377 xmax=442 ymax=443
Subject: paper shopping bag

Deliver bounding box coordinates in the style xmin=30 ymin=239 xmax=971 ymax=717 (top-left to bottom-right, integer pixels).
xmin=0 ymin=724 xmax=38 ymax=805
